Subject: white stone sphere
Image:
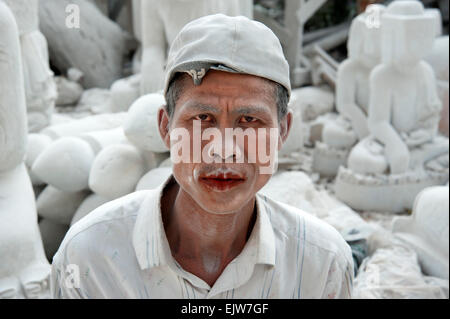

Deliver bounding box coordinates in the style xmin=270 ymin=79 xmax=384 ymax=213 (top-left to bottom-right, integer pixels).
xmin=37 ymin=185 xmax=88 ymax=225
xmin=32 ymin=137 xmax=95 ymax=192
xmin=89 ymin=144 xmax=147 ymax=199
xmin=136 ymin=167 xmax=173 ymax=191
xmin=70 ymin=193 xmax=110 ymax=226
xmin=123 ymin=93 xmax=168 ymax=153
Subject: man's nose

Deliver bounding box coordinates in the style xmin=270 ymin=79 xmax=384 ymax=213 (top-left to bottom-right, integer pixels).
xmin=207 ymin=131 xmax=243 ymax=162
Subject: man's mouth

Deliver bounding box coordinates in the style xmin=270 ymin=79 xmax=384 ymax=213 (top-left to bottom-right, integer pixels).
xmin=198 ymin=172 xmax=246 ymax=192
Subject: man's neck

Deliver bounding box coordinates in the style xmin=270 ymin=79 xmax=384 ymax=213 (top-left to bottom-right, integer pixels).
xmin=161 ymin=178 xmax=257 ymax=287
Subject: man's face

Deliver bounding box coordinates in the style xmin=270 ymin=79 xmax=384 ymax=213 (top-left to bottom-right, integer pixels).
xmin=159 ymin=70 xmax=291 ymax=214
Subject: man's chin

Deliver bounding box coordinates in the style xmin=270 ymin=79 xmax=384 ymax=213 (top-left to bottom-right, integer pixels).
xmin=192 ymin=190 xmax=251 ymax=215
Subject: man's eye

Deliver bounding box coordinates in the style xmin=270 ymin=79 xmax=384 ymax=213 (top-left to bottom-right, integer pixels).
xmin=239 ymin=116 xmax=257 ymax=123
xmin=194 ymin=114 xmax=212 ymax=121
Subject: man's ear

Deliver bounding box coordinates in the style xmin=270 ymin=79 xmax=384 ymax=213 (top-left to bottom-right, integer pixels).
xmin=278 ymin=109 xmax=292 ymax=150
xmin=158 ymin=106 xmax=171 ymax=149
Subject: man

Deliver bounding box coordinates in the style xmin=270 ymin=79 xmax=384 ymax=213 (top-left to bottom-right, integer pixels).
xmin=51 ymin=14 xmax=353 ymax=299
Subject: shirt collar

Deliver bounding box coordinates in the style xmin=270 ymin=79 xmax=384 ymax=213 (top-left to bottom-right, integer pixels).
xmin=132 ymin=174 xmax=173 ymax=270
xmin=132 ymin=174 xmax=276 ymax=271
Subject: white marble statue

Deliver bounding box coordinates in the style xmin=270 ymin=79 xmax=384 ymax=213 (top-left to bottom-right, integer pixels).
xmin=141 ymin=0 xmax=249 ymax=69
xmin=39 ymin=0 xmax=130 ymax=89
xmin=140 ymin=0 xmax=253 ymax=95
xmin=311 ymin=4 xmax=386 ymax=177
xmin=0 ymin=2 xmax=50 ymax=298
xmin=3 ymin=0 xmax=57 ymax=133
xmin=55 ymin=74 xmax=84 ymax=107
xmin=425 ymin=35 xmax=449 ymax=137
xmin=393 ymin=185 xmax=449 ymax=279
xmin=109 ymin=0 xmax=253 ymax=113
xmin=278 ymin=86 xmax=334 ymax=160
xmin=335 ymin=0 xmax=449 ymax=213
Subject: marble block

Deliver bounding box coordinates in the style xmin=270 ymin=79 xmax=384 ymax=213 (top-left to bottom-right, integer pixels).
xmin=39 ymin=0 xmax=130 ymax=88
xmin=4 ymin=0 xmax=57 ymax=133
xmin=70 ymin=193 xmax=110 ymax=226
xmin=89 ymin=144 xmax=148 ymax=199
xmin=109 ymin=74 xmax=141 ymax=112
xmin=136 ymin=167 xmax=173 ymax=191
xmin=123 ymin=93 xmax=169 ymax=153
xmin=41 ymin=112 xmax=126 ymax=139
xmin=32 ymin=137 xmax=96 ymax=192
xmin=0 ymin=2 xmax=50 ymax=299
xmin=37 ymin=185 xmax=89 ymax=225
xmin=393 ymin=186 xmax=449 ymax=279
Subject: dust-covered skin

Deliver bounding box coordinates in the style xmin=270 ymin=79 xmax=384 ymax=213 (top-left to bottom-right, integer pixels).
xmin=158 ymin=70 xmax=292 ymax=286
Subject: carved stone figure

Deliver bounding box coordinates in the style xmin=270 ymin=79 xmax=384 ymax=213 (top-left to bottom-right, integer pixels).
xmin=335 ymin=0 xmax=449 ymax=213
xmin=109 ymin=0 xmax=253 ymax=113
xmin=279 ymin=86 xmax=334 ymax=160
xmin=0 ymin=2 xmax=50 ymax=298
xmin=425 ymin=35 xmax=449 ymax=137
xmin=393 ymin=186 xmax=449 ymax=279
xmin=3 ymin=0 xmax=56 ymax=133
xmin=311 ymin=4 xmax=386 ymax=177
xmin=140 ymin=0 xmax=253 ymax=95
xmin=39 ymin=0 xmax=130 ymax=89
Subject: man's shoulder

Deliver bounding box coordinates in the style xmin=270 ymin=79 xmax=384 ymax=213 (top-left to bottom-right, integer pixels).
xmin=258 ymin=193 xmax=352 ymax=259
xmin=53 ymin=190 xmax=153 ymax=262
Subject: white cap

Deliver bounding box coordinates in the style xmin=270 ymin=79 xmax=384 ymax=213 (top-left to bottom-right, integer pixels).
xmin=164 ymin=14 xmax=291 ymax=98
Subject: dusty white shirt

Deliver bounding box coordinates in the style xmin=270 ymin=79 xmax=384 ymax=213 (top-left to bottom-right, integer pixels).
xmin=51 ymin=175 xmax=354 ymax=299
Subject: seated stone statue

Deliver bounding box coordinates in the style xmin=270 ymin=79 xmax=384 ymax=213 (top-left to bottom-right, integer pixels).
xmin=311 ymin=5 xmax=386 ymax=176
xmin=140 ymin=0 xmax=253 ymax=95
xmin=0 ymin=2 xmax=50 ymax=298
xmin=3 ymin=0 xmax=56 ymax=133
xmin=109 ymin=0 xmax=253 ymax=112
xmin=336 ymin=0 xmax=449 ymax=213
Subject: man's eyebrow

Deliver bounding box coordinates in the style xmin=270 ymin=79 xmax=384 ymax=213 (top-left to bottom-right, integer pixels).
xmin=232 ymin=105 xmax=272 ymax=115
xmin=183 ymin=103 xmax=220 ymax=114
xmin=182 ymin=103 xmax=272 ymax=116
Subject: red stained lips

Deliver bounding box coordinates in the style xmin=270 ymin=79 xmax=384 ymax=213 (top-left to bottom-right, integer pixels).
xmin=198 ymin=172 xmax=246 ymax=192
